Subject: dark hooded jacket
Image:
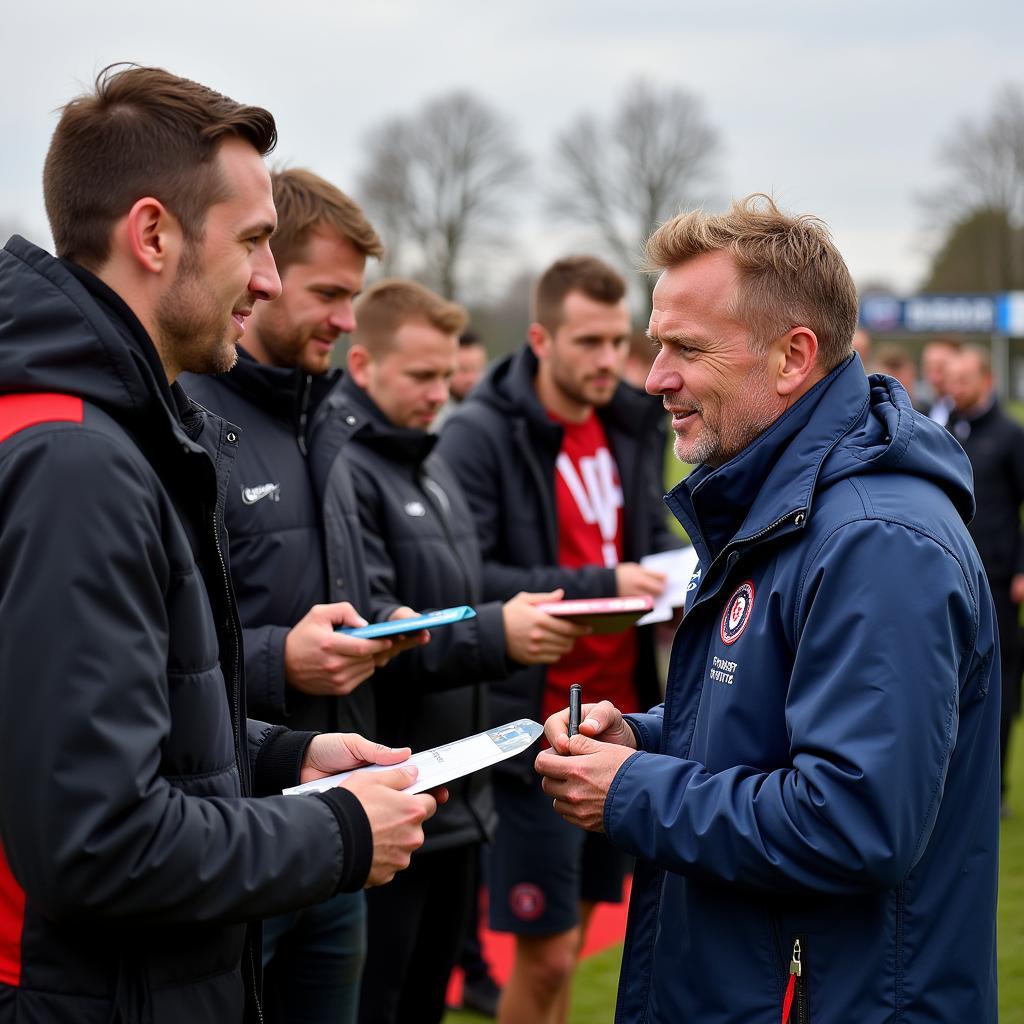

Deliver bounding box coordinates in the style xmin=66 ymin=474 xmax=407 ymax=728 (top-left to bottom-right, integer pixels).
xmin=0 ymin=237 xmax=371 ymax=1024
xmin=333 ymin=375 xmax=509 ymax=850
xmin=183 ymin=353 xmax=378 ymax=737
xmin=435 ymin=346 xmax=678 ymax=776
xmin=947 ymin=395 xmax=1024 ymax=584
xmin=607 ymin=358 xmax=999 ymax=1022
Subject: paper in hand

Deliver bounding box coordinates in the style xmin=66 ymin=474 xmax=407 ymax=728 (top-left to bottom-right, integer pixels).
xmin=636 ymin=546 xmax=701 ymax=625
xmin=283 ymin=719 xmax=544 ymax=796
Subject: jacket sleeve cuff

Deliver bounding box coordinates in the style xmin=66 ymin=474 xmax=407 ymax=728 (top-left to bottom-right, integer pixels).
xmin=624 ymin=712 xmax=663 ymax=752
xmin=475 ymin=601 xmax=512 ymax=678
xmin=572 ymin=566 xmax=618 ymax=599
xmin=603 ymin=749 xmax=646 ymax=844
xmin=252 ymin=726 xmax=317 ymax=796
xmin=315 ymin=788 xmax=374 ymax=892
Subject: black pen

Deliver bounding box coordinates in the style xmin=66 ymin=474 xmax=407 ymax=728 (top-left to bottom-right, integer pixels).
xmin=568 ymin=683 xmax=582 ymax=740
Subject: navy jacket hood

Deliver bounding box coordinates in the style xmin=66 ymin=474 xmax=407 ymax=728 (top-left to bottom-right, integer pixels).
xmin=672 ymin=356 xmax=976 ymax=572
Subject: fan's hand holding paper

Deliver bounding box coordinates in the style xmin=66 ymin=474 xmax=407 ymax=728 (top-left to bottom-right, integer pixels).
xmin=283 ymin=719 xmax=543 ymax=796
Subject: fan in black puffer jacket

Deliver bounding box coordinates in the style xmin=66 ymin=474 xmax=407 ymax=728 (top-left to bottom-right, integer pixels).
xmin=0 ymin=238 xmax=375 ymax=1024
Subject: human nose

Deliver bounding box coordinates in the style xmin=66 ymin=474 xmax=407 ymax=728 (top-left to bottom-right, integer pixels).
xmin=251 ymin=246 xmax=281 ymax=303
xmin=645 ymin=349 xmax=680 ymax=396
xmin=428 ymin=378 xmax=449 ymax=405
xmin=596 ymin=341 xmax=619 ymax=370
xmin=327 ymin=301 xmax=356 ymax=335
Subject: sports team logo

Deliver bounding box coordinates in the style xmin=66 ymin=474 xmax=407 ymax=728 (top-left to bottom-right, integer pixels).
xmin=721 ymin=580 xmax=755 ymax=645
xmin=509 ymin=883 xmax=546 ymax=922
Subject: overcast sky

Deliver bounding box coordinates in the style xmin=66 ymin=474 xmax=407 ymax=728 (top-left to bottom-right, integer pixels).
xmin=2 ymin=0 xmax=1020 ymax=297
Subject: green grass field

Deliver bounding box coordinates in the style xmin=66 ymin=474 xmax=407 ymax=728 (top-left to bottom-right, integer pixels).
xmin=446 ymin=727 xmax=1024 ymax=1021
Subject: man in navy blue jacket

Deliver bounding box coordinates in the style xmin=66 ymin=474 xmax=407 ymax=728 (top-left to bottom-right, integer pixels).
xmin=536 ymin=195 xmax=999 ymax=1022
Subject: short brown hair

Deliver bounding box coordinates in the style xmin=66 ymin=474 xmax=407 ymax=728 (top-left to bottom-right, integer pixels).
xmin=532 ymin=256 xmax=627 ymax=332
xmin=644 ymin=194 xmax=859 ymax=372
xmin=44 ymin=63 xmax=277 ymax=270
xmin=353 ymin=279 xmax=468 ymax=356
xmin=270 ymin=168 xmax=384 ymax=275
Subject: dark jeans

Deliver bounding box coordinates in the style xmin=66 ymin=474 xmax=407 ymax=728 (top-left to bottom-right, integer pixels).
xmin=262 ymin=890 xmax=367 ymax=1024
xmin=359 ymin=844 xmax=476 ymax=1024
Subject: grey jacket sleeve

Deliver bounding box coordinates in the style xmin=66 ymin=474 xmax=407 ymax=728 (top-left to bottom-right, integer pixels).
xmin=0 ymin=432 xmax=359 ymax=925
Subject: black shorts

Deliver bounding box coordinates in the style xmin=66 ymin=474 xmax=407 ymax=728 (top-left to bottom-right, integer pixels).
xmin=488 ymin=771 xmax=628 ymax=936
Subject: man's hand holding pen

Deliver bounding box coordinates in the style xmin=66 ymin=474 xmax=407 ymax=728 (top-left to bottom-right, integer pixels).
xmin=535 ymin=694 xmax=638 ymax=833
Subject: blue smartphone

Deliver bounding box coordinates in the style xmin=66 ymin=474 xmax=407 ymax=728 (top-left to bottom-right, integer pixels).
xmin=336 ymin=605 xmax=477 ymax=639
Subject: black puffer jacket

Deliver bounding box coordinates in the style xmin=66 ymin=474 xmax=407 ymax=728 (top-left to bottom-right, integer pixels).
xmin=436 ymin=346 xmax=678 ymax=779
xmin=184 ymin=354 xmax=377 ymax=736
xmin=332 ymin=376 xmax=508 ymax=849
xmin=0 ymin=237 xmax=371 ymax=1024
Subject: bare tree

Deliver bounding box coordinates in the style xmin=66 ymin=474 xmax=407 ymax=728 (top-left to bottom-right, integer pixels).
xmin=357 ymin=92 xmax=528 ymax=301
xmin=549 ymin=80 xmax=721 ymax=303
xmin=359 ymin=117 xmax=413 ymax=279
xmin=919 ymin=83 xmax=1024 ymax=289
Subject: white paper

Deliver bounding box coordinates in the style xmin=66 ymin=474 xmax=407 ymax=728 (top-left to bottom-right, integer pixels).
xmin=637 ymin=546 xmax=700 ymax=625
xmin=283 ymin=719 xmax=544 ymax=796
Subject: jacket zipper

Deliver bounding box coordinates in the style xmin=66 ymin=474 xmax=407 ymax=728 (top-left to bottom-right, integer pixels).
xmin=210 ymin=482 xmax=264 ymax=1023
xmin=782 ymin=937 xmax=809 ymax=1024
xmin=684 ymin=507 xmax=802 ymax=610
xmin=297 ymin=373 xmax=312 ymax=456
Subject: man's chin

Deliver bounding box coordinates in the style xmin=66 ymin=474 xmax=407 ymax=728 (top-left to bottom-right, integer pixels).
xmin=585 ymin=384 xmax=617 ymax=407
xmin=221 ymin=344 xmax=239 ymax=373
xmin=300 ymin=346 xmax=335 ymax=377
xmin=673 ymin=431 xmax=717 ymax=467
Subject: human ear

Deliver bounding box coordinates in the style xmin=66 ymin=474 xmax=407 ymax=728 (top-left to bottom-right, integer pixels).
xmin=775 ymin=327 xmax=819 ymax=397
xmin=122 ymin=198 xmax=181 ymax=275
xmin=526 ymin=322 xmax=552 ymax=361
xmin=347 ymin=344 xmax=373 ymax=388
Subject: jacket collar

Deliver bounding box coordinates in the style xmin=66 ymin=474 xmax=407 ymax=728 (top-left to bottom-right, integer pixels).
xmin=215 ymin=347 xmax=339 ymax=437
xmin=57 ymin=255 xmax=214 ymax=448
xmin=667 ymin=355 xmax=867 ymax=573
xmin=338 ymin=374 xmax=438 ymax=465
xmin=475 ymin=343 xmax=660 ymax=444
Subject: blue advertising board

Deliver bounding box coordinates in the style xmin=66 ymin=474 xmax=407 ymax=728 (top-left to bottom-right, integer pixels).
xmin=860 ymin=294 xmax=999 ymax=333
